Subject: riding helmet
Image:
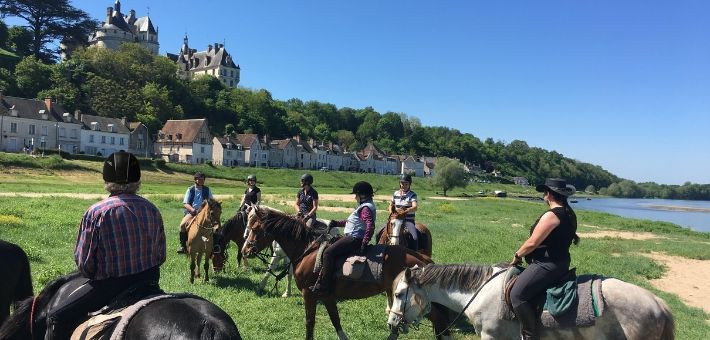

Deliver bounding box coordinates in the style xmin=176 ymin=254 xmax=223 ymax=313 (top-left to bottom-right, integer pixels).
xmin=351 ymin=181 xmax=374 ymax=197
xmin=103 ymin=151 xmax=140 ymax=184
xmin=247 ymin=174 xmax=257 ymax=182
xmin=300 ymin=173 xmax=313 ymax=185
xmin=399 ymin=173 xmax=412 ymax=184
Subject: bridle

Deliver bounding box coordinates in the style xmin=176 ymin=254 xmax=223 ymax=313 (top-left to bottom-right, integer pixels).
xmin=389 ymin=270 xmax=431 ymax=333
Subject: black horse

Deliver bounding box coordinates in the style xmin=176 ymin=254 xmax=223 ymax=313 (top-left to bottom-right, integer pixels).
xmin=0 ymin=240 xmax=33 ymax=327
xmin=0 ymin=272 xmax=242 ymax=340
xmin=213 ymin=211 xmax=250 ymax=272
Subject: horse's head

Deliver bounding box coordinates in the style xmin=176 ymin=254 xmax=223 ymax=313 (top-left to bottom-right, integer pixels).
xmin=387 ymin=267 xmax=430 ymax=334
xmin=241 ymin=206 xmax=276 ymax=257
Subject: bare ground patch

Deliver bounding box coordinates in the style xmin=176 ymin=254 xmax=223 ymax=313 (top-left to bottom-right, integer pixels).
xmin=577 ymin=230 xmax=664 ymax=241
xmin=641 ymin=252 xmax=710 ymax=314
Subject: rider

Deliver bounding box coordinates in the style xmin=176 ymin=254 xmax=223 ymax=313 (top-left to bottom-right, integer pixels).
xmin=177 ymin=172 xmax=214 ymax=254
xmin=389 ymin=173 xmax=419 ymax=251
xmin=313 ymin=181 xmax=376 ymax=293
xmin=295 ymin=173 xmax=318 ymax=228
xmin=239 ymin=174 xmax=261 ymax=211
xmin=509 ymin=178 xmax=580 ymax=340
xmin=45 ymin=151 xmax=166 ymax=340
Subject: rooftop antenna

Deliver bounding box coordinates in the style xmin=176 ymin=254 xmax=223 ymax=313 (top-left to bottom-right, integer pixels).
xmin=146 ymin=5 xmax=150 ymax=16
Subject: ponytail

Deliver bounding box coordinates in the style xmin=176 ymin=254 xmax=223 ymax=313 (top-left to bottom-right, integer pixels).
xmin=549 ymin=190 xmax=580 ymax=245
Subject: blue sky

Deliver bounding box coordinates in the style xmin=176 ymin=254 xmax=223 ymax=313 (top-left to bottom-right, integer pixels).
xmin=7 ymin=1 xmax=709 ymax=185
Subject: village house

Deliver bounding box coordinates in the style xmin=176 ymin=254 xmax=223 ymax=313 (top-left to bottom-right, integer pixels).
xmin=512 ymin=176 xmax=530 ymax=186
xmin=341 ymin=152 xmax=360 ymax=172
xmin=77 ymin=112 xmax=131 ymax=157
xmin=212 ymin=136 xmax=245 ymax=166
xmin=309 ymin=140 xmax=330 ymax=170
xmin=155 ymin=119 xmax=212 ymax=164
xmin=269 ymin=138 xmax=298 ymax=168
xmin=421 ymin=156 xmax=437 ymax=177
xmin=293 ymin=136 xmax=314 ymax=169
xmin=126 ymin=121 xmax=152 ymax=157
xmin=399 ymin=155 xmax=425 ymax=177
xmin=324 ymin=143 xmax=344 ymax=171
xmin=0 ymin=94 xmax=82 ymax=153
xmin=235 ymin=133 xmax=267 ymax=167
xmin=357 ymin=143 xmax=397 ymax=174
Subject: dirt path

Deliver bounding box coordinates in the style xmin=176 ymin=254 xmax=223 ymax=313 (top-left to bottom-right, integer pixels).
xmin=640 ymin=252 xmax=710 ymax=315
xmin=577 ymin=230 xmax=665 ymax=241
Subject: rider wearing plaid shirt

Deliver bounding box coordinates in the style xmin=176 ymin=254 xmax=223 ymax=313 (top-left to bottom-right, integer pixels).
xmin=44 ymin=152 xmax=166 ymax=340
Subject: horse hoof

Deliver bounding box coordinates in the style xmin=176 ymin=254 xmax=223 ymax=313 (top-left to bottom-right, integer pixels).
xmin=282 ymin=292 xmax=290 ymax=298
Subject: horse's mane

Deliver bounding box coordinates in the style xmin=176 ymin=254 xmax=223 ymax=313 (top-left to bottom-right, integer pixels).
xmin=257 ymin=206 xmax=312 ymax=241
xmin=221 ymin=211 xmax=245 ymax=236
xmin=0 ymin=272 xmax=81 ymax=338
xmin=416 ymin=263 xmax=509 ymax=292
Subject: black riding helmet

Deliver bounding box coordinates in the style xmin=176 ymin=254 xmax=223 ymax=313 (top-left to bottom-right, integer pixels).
xmin=300 ymin=173 xmax=313 ymax=185
xmin=399 ymin=173 xmax=412 ymax=184
xmin=351 ymin=181 xmax=374 ymax=197
xmin=247 ymin=174 xmax=256 ymax=182
xmin=103 ymin=151 xmax=140 ymax=184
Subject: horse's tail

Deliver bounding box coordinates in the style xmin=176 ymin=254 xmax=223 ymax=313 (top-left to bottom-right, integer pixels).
xmin=416 ymin=223 xmax=433 ymax=258
xmin=655 ymin=296 xmax=675 ymax=340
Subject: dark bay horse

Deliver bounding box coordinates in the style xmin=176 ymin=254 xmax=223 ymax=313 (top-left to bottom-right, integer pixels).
xmin=186 ymin=198 xmax=222 ymax=283
xmin=241 ymin=206 xmax=452 ymax=340
xmin=213 ymin=210 xmax=250 ymax=272
xmin=0 ymin=272 xmax=242 ymax=340
xmin=0 ymin=240 xmax=33 ymax=327
xmin=378 ymin=211 xmax=433 ymax=257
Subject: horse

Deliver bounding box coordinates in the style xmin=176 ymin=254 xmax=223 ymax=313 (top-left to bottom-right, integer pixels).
xmin=212 ymin=210 xmax=251 ymax=272
xmin=378 ymin=211 xmax=433 ymax=257
xmin=186 ymin=198 xmax=222 ymax=283
xmin=0 ymin=240 xmax=33 ymax=327
xmin=241 ymin=206 xmax=453 ymax=340
xmin=0 ymin=272 xmax=242 ymax=340
xmin=387 ymin=263 xmax=675 ymax=340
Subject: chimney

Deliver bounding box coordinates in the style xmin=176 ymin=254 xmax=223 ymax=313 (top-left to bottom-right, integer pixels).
xmin=207 ymin=44 xmax=213 ymax=52
xmin=74 ymin=109 xmax=82 ymax=122
xmin=294 ymin=134 xmax=301 ymax=143
xmin=263 ymin=134 xmax=269 ymax=144
xmin=121 ymin=116 xmax=127 ymax=126
xmin=44 ymin=96 xmax=53 ymax=112
xmin=0 ymin=90 xmax=3 ymax=102
xmin=214 ymin=42 xmax=220 ymax=52
xmin=107 ymin=7 xmax=113 ymax=24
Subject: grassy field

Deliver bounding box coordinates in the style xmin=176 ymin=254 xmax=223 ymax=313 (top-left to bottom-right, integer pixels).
xmin=1 ymin=153 xmax=709 ymax=339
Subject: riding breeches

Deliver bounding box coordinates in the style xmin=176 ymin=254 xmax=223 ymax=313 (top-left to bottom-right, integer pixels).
xmin=509 ymin=260 xmax=569 ymax=308
xmin=321 ymin=236 xmax=362 ymax=284
xmin=393 ymin=219 xmax=417 ymax=240
xmin=180 ymin=214 xmax=195 ymax=232
xmin=44 ymin=267 xmax=160 ymax=340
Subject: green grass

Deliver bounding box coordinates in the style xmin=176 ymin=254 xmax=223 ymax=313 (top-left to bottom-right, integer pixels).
xmin=0 ymin=155 xmax=708 ymax=339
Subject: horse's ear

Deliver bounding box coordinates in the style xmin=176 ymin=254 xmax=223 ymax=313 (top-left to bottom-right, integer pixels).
xmin=404 ymin=268 xmax=412 ymax=282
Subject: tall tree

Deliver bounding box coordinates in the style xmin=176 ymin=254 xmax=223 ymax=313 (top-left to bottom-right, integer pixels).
xmin=0 ymin=0 xmax=97 ymax=61
xmin=13 ymin=54 xmax=52 ymax=97
xmin=432 ymin=157 xmax=467 ymax=196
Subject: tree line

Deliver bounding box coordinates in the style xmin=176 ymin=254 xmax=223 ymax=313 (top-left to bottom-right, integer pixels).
xmin=2 ymin=8 xmax=706 ymax=198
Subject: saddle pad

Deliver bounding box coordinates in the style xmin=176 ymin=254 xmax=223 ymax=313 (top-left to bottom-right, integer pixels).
xmin=499 ymin=269 xmax=605 ymax=328
xmin=71 ymin=294 xmax=181 ymax=340
xmin=334 ymin=244 xmax=387 ymax=283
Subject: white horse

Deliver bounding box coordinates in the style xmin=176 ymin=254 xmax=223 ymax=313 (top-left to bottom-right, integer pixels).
xmin=247 ymin=206 xmax=341 ymax=298
xmin=387 ymin=263 xmax=675 ymax=340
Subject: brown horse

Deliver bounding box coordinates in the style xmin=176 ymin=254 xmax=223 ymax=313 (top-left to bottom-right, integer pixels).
xmin=213 ymin=209 xmax=251 ymax=272
xmin=378 ymin=211 xmax=433 ymax=257
xmin=186 ymin=198 xmax=222 ymax=283
xmin=242 ymin=206 xmax=452 ymax=340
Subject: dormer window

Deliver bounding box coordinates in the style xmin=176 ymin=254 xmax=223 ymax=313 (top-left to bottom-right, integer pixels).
xmin=91 ymin=122 xmax=100 ymax=131
xmin=62 ymin=112 xmax=71 ymax=122
xmin=10 ymin=105 xmax=18 ymax=117
xmin=176 ymin=133 xmax=182 ymax=140
xmin=167 ymin=134 xmax=173 ymax=140
xmin=158 ymin=132 xmax=165 ymax=140
xmin=39 ymin=109 xmax=48 ymax=120
xmin=107 ymin=123 xmax=115 ymax=132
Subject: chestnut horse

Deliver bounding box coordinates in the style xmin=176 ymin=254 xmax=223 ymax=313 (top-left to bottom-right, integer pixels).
xmin=378 ymin=211 xmax=433 ymax=257
xmin=242 ymin=206 xmax=452 ymax=340
xmin=186 ymin=198 xmax=222 ymax=283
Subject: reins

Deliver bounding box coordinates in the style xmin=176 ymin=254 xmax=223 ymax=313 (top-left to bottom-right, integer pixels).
xmin=433 ymin=268 xmax=507 ymax=337
xmin=29 ymin=295 xmax=38 ymax=340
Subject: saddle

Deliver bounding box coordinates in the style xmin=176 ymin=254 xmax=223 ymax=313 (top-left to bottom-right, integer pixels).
xmin=375 ymin=224 xmax=428 ymax=252
xmin=501 ymin=267 xmax=605 ymax=328
xmin=313 ymin=243 xmax=387 ymax=283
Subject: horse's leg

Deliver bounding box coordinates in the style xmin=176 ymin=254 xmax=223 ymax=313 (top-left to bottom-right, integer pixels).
xmin=302 ymin=292 xmax=318 ymax=340
xmin=282 ymin=264 xmax=293 ymax=298
xmin=190 ymin=254 xmax=196 ymax=284
xmin=204 ymin=251 xmax=211 ymax=282
xmin=426 ymin=303 xmax=453 ymax=340
xmin=257 ymin=251 xmax=280 ymax=294
xmin=323 ymin=297 xmax=348 ymax=340
xmin=195 ymin=252 xmax=202 ymax=278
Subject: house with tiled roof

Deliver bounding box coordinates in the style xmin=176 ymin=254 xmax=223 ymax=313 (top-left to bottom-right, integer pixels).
xmin=212 ymin=136 xmax=245 ymax=167
xmin=155 ymin=119 xmax=212 ymax=164
xmin=167 ymin=35 xmax=240 ymax=88
xmin=421 ymin=156 xmax=437 ymax=177
xmin=269 ymin=138 xmax=298 ymax=168
xmin=341 ymin=152 xmax=360 ymax=172
xmin=0 ymin=94 xmax=82 ymax=153
xmin=399 ymin=155 xmax=425 ymax=177
xmin=293 ymin=136 xmax=314 ymax=169
xmin=235 ymin=133 xmax=267 ymax=166
xmin=77 ymin=112 xmax=131 ymax=156
xmin=357 ymin=143 xmax=398 ymax=174
xmin=324 ymin=143 xmax=344 ymax=171
xmin=126 ymin=121 xmax=152 ymax=157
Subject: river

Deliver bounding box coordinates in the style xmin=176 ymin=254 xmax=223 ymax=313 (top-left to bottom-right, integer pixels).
xmin=570 ymin=197 xmax=710 ymax=233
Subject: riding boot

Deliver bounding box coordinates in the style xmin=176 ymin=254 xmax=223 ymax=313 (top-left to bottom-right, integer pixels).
xmin=177 ymin=231 xmax=188 ymax=254
xmin=312 ymin=257 xmax=333 ymax=293
xmin=513 ymin=302 xmax=539 ymax=340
